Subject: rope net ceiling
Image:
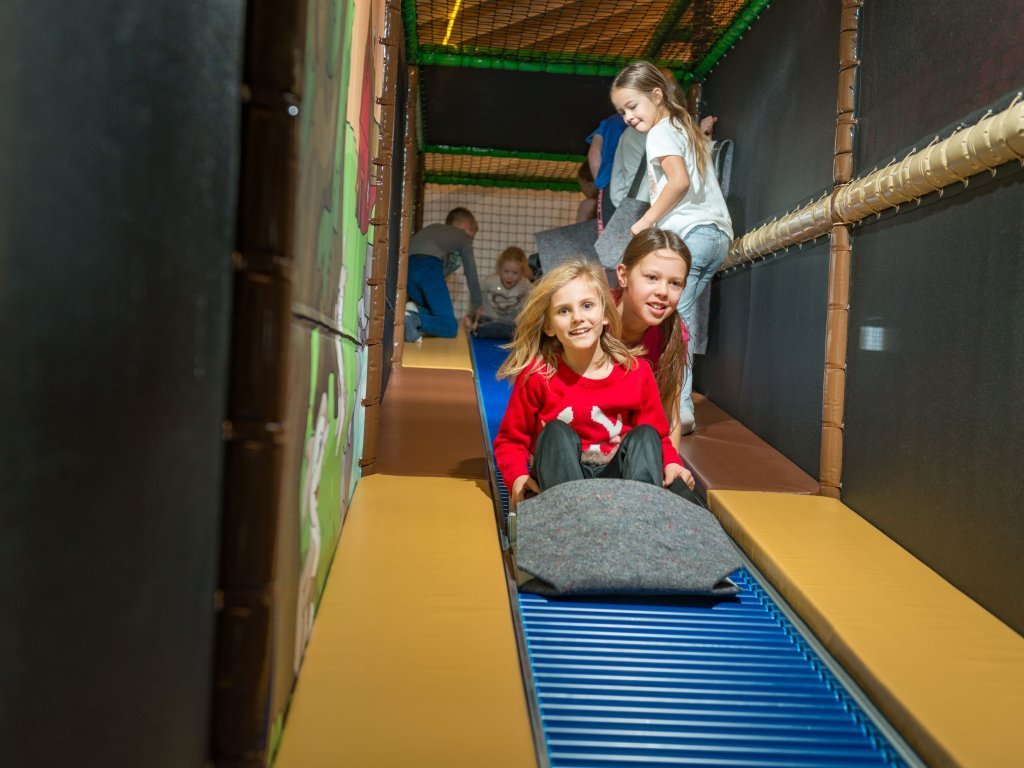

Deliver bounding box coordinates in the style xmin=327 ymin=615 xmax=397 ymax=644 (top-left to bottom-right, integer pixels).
xmin=407 ymin=0 xmax=756 ymax=71
xmin=424 ymin=149 xmax=583 ymax=190
xmin=407 ymin=0 xmax=767 ymax=187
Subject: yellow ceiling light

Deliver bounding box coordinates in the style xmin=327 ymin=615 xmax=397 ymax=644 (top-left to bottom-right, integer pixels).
xmin=441 ymin=0 xmax=464 ymax=47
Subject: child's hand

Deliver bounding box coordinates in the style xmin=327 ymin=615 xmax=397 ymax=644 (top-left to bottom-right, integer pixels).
xmin=699 ymin=115 xmax=718 ymax=137
xmin=510 ymin=474 xmax=540 ymax=507
xmin=630 ymin=217 xmax=651 ymax=236
xmin=463 ymin=314 xmax=478 ymax=331
xmin=664 ymin=463 xmax=695 ymax=490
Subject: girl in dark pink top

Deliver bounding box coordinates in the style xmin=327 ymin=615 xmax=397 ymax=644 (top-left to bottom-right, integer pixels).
xmin=610 ymin=228 xmax=693 ymax=444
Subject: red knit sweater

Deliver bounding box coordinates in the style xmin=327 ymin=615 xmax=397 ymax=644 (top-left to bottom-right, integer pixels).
xmin=493 ymin=356 xmax=685 ymax=486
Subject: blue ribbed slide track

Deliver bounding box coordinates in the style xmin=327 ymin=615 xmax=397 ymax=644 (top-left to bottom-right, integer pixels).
xmin=470 ymin=337 xmax=908 ymax=767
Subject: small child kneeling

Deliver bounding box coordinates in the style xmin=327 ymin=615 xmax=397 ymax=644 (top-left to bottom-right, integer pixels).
xmin=471 ymin=246 xmax=532 ymax=341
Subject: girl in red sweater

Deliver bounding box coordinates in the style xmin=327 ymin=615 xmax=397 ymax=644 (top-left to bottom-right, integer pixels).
xmin=493 ymin=258 xmax=694 ymax=507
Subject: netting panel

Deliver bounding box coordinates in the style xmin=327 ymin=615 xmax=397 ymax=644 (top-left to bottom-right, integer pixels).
xmin=422 ymin=183 xmax=581 ymax=317
xmin=843 ymin=171 xmax=1024 ymax=635
xmin=701 ymin=0 xmax=839 ymax=234
xmin=424 ymin=152 xmax=581 ymax=187
xmin=410 ymin=0 xmax=755 ymax=69
xmin=856 ymin=0 xmax=1024 ymax=170
xmin=658 ymin=0 xmax=750 ymax=62
xmin=697 ymin=239 xmax=829 ymax=477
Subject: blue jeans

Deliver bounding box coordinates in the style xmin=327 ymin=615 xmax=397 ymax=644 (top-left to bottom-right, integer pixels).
xmin=407 ymin=254 xmax=458 ymax=338
xmin=677 ymin=224 xmax=730 ymax=415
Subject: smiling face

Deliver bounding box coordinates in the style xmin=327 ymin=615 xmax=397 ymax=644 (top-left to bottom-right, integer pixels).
xmin=617 ymin=248 xmax=688 ymax=327
xmin=544 ymin=276 xmax=608 ymax=353
xmin=499 ymin=260 xmax=523 ymax=289
xmin=611 ymin=86 xmax=665 ymax=133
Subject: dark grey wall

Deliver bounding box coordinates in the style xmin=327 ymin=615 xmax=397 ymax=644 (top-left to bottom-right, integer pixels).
xmin=696 ymin=241 xmax=828 ymax=477
xmin=697 ymin=0 xmax=1024 ymax=634
xmin=701 ymin=0 xmax=840 ymax=234
xmin=843 ymin=170 xmax=1024 ymax=634
xmin=421 ymin=66 xmax=615 ymax=154
xmin=856 ymin=0 xmax=1024 ymax=170
xmin=0 ymin=2 xmax=244 ymax=765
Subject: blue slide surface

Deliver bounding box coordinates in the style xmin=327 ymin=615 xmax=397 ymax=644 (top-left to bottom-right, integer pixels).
xmin=471 ymin=336 xmax=907 ymax=767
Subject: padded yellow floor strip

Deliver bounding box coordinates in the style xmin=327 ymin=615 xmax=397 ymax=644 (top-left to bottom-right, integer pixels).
xmin=708 ymin=490 xmax=1024 ymax=768
xmin=275 ymin=473 xmax=536 ymax=768
xmin=401 ymin=325 xmax=474 ymax=371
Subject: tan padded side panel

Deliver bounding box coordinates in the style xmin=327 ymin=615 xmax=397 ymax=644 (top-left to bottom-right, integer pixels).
xmin=402 ymin=324 xmax=474 ymax=371
xmin=274 ymin=474 xmax=537 ymax=768
xmin=708 ymin=490 xmax=1024 ymax=768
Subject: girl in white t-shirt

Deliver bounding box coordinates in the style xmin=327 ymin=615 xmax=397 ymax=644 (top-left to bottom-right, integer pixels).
xmin=610 ymin=61 xmax=733 ymax=433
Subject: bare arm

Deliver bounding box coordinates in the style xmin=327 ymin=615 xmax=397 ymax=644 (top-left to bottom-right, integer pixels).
xmin=631 ymin=154 xmax=689 ymax=234
xmin=587 ymin=135 xmax=603 ymax=180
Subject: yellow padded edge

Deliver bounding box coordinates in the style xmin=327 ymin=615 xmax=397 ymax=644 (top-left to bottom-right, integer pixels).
xmin=275 ymin=474 xmax=536 ymax=768
xmin=402 ymin=324 xmax=474 ymax=371
xmin=708 ymin=490 xmax=1024 ymax=768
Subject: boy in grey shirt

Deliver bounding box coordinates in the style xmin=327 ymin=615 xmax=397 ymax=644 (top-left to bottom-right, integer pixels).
xmin=405 ymin=207 xmax=483 ymax=340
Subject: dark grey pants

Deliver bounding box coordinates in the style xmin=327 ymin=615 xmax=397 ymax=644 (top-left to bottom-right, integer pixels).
xmin=532 ymin=419 xmax=704 ymax=507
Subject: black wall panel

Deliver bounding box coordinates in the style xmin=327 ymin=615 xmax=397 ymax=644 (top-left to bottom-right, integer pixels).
xmin=857 ymin=1 xmax=1024 ymax=170
xmin=843 ymin=172 xmax=1024 ymax=634
xmin=421 ymin=66 xmax=615 ymax=154
xmin=697 ymin=240 xmax=829 ymax=477
xmin=701 ymin=1 xmax=839 ymax=234
xmin=0 ymin=2 xmax=244 ymax=765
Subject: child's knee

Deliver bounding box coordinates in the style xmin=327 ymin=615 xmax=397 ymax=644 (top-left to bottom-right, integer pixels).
xmin=435 ymin=316 xmax=458 ymax=337
xmin=628 ymin=424 xmax=660 ymax=446
xmin=540 ymin=419 xmax=576 ymax=439
xmin=537 ymin=419 xmax=579 ymax=450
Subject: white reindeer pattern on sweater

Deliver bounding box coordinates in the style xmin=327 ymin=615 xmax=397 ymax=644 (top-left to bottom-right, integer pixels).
xmin=557 ymin=404 xmax=625 ymax=463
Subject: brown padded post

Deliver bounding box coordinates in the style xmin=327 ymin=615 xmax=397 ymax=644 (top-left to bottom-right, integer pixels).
xmin=361 ymin=1 xmax=400 ymax=476
xmin=819 ymin=0 xmax=861 ymax=498
xmin=393 ymin=66 xmax=418 ymax=364
xmin=211 ymin=0 xmax=305 ymax=761
xmin=820 ymin=225 xmax=851 ymax=496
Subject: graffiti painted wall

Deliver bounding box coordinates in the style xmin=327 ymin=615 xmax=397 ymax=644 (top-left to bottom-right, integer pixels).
xmin=266 ymin=0 xmax=386 ymax=757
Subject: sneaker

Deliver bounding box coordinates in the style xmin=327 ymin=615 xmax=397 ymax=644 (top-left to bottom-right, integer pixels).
xmin=406 ymin=301 xmax=419 ymax=314
xmin=679 ymin=408 xmax=696 ymax=436
xmin=404 ymin=310 xmax=422 ymax=343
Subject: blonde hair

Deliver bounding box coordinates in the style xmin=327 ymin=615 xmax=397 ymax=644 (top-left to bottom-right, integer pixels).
xmin=497 ymin=258 xmax=635 ymax=382
xmin=612 ymin=61 xmax=710 ymax=182
xmin=496 ymin=246 xmax=529 ymax=275
xmin=619 ymin=228 xmax=691 ymax=418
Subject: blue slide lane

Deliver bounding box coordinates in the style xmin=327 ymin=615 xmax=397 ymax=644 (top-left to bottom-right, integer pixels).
xmin=470 ymin=337 xmax=907 ymax=767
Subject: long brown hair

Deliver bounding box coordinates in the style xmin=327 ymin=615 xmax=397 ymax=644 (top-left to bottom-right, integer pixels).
xmin=612 ymin=61 xmax=711 ymax=182
xmin=497 ymin=258 xmax=636 ymax=382
xmin=619 ymin=229 xmax=691 ymax=419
